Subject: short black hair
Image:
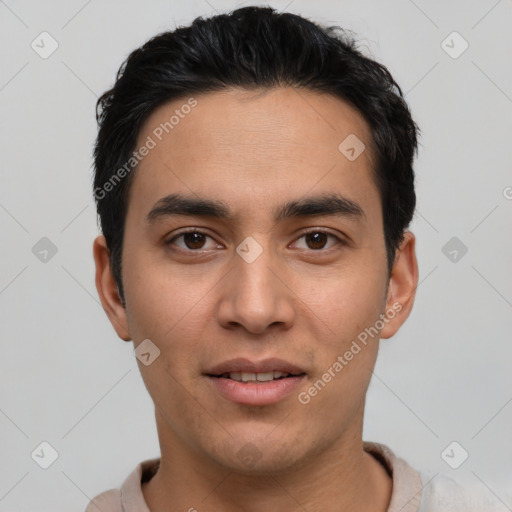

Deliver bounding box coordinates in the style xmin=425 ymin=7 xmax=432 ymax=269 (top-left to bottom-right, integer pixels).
xmin=93 ymin=5 xmax=418 ymax=304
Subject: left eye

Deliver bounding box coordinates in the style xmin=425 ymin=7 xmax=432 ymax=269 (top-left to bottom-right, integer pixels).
xmin=292 ymin=230 xmax=343 ymax=251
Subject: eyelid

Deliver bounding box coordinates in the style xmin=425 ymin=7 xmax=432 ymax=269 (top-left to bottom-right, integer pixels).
xmin=166 ymin=228 xmax=222 ymax=249
xmin=290 ymin=228 xmax=348 ymax=250
xmin=166 ymin=227 xmax=347 ymax=253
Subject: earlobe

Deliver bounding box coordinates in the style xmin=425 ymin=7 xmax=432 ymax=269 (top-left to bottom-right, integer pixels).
xmin=92 ymin=235 xmax=132 ymax=341
xmin=380 ymin=231 xmax=419 ymax=340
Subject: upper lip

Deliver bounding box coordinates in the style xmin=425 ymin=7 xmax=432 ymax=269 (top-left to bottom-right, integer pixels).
xmin=205 ymin=357 xmax=306 ymax=376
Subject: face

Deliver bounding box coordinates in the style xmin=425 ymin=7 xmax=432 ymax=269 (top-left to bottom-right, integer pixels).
xmin=94 ymin=87 xmax=418 ymax=474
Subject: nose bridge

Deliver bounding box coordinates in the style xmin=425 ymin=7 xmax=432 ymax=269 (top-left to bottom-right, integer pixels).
xmin=235 ymin=238 xmax=279 ymax=314
xmin=238 ymin=246 xmax=275 ymax=301
xmin=217 ymin=235 xmax=294 ymax=333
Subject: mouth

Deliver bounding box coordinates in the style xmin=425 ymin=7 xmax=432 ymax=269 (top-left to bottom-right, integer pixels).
xmin=208 ymin=371 xmax=306 ymax=382
xmin=204 ymin=358 xmax=307 ymax=406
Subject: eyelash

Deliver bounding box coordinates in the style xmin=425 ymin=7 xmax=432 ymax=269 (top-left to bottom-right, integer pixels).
xmin=166 ymin=228 xmax=347 ymax=254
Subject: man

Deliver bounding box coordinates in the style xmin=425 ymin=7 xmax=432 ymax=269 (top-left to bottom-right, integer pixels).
xmin=88 ymin=6 xmax=498 ymax=511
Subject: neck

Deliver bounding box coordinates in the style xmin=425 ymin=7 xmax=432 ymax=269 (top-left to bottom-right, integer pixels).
xmin=142 ymin=410 xmax=392 ymax=512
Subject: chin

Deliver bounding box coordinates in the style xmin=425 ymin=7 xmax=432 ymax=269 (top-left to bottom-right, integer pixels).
xmin=213 ymin=434 xmax=310 ymax=475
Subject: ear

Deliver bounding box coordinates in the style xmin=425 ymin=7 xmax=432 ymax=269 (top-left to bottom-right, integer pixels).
xmin=93 ymin=235 xmax=131 ymax=341
xmin=380 ymin=231 xmax=418 ymax=339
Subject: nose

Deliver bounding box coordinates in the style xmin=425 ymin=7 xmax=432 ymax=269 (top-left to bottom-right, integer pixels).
xmin=216 ymin=241 xmax=295 ymax=335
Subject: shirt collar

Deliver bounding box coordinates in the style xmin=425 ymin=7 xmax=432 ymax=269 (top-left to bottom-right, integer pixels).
xmin=119 ymin=442 xmax=423 ymax=512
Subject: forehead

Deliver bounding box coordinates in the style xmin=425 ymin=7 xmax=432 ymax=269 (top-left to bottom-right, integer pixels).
xmin=127 ymin=87 xmax=379 ymax=225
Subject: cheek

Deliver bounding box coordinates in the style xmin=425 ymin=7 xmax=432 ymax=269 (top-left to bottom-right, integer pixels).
xmin=126 ymin=292 xmax=210 ymax=371
xmin=123 ymin=245 xmax=215 ymax=343
xmin=297 ymin=266 xmax=387 ymax=345
xmin=297 ymin=334 xmax=378 ymax=442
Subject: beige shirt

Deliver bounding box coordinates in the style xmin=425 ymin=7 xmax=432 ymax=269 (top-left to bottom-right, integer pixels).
xmin=85 ymin=442 xmax=501 ymax=511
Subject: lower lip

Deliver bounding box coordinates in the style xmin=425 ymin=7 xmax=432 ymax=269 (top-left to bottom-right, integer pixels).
xmin=206 ymin=375 xmax=306 ymax=406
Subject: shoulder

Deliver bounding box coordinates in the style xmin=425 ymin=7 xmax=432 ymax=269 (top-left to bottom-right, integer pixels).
xmin=85 ymin=488 xmax=122 ymax=512
xmin=84 ymin=457 xmax=159 ymax=512
xmin=418 ymin=472 xmax=506 ymax=512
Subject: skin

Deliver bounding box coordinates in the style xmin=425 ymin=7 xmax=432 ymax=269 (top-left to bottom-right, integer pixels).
xmin=93 ymin=87 xmax=418 ymax=512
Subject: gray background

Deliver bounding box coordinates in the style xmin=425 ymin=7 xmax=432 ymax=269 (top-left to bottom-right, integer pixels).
xmin=1 ymin=0 xmax=511 ymax=510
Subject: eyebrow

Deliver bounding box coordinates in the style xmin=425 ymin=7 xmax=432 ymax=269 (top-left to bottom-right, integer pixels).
xmin=146 ymin=192 xmax=366 ymax=224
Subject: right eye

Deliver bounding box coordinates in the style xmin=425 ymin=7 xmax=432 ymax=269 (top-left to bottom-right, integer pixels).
xmin=166 ymin=229 xmax=223 ymax=253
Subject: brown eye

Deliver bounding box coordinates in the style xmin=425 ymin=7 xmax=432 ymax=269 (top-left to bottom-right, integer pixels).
xmin=182 ymin=232 xmax=207 ymax=249
xmin=304 ymin=231 xmax=329 ymax=250
xmin=293 ymin=230 xmax=344 ymax=251
xmin=167 ymin=230 xmax=219 ymax=252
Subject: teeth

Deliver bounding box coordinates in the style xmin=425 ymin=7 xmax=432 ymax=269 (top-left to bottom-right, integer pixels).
xmin=227 ymin=371 xmax=292 ymax=382
xmin=256 ymin=372 xmax=274 ymax=382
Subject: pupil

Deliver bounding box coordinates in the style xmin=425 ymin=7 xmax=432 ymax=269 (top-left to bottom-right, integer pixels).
xmin=185 ymin=232 xmax=205 ymax=249
xmin=307 ymin=232 xmax=326 ymax=249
